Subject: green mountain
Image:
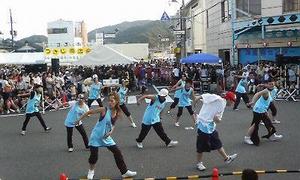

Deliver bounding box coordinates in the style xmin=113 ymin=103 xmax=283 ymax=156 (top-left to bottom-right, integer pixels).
xmin=15 ymin=35 xmax=47 ymax=52
xmin=88 ymin=20 xmax=174 ymax=48
xmin=13 ymin=20 xmax=174 ymax=50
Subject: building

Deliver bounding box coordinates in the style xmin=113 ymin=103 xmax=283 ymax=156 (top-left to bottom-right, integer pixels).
xmin=182 ymin=0 xmax=300 ymax=65
xmin=46 ymin=19 xmax=88 ymax=63
xmin=232 ymin=0 xmax=300 ymax=65
xmin=184 ymin=0 xmax=207 ymax=54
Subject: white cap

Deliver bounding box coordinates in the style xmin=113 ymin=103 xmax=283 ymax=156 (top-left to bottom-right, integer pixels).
xmin=78 ymin=94 xmax=85 ymax=99
xmin=158 ymin=88 xmax=169 ymax=97
xmin=92 ymin=74 xmax=98 ymax=79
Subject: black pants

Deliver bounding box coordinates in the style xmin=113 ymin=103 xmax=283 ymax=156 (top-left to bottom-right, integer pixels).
xmin=22 ymin=112 xmax=47 ymax=131
xmin=177 ymin=106 xmax=194 ymax=117
xmin=89 ymin=145 xmax=127 ymax=174
xmin=136 ymin=122 xmax=171 ymax=145
xmin=120 ymin=104 xmax=131 ymax=117
xmin=269 ymin=101 xmax=277 ymax=117
xmin=87 ymin=98 xmax=103 ymax=108
xmin=169 ymin=97 xmax=179 ymax=110
xmin=66 ymin=125 xmax=89 ymax=148
xmin=233 ymin=92 xmax=250 ymax=109
xmin=250 ymin=112 xmax=276 ymax=146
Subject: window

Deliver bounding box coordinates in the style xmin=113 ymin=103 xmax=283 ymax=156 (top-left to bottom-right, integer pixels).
xmin=283 ymin=0 xmax=300 ymax=13
xmin=236 ymin=0 xmax=261 ymax=18
xmin=221 ymin=0 xmax=231 ymax=22
xmin=47 ymin=28 xmax=68 ymax=34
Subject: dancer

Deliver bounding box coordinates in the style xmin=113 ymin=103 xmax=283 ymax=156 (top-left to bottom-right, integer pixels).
xmin=244 ymin=81 xmax=283 ymax=146
xmin=193 ymin=93 xmax=237 ymax=171
xmin=75 ymin=92 xmax=136 ymax=179
xmin=87 ymin=74 xmax=103 ymax=108
xmin=136 ymin=89 xmax=178 ymax=148
xmin=167 ymin=74 xmax=186 ymax=114
xmin=233 ymin=75 xmax=251 ymax=110
xmin=64 ymin=94 xmax=89 ymax=152
xmin=117 ymin=79 xmax=137 ymax=128
xmin=173 ymin=79 xmax=197 ymax=127
xmin=257 ymin=82 xmax=280 ymax=124
xmin=21 ymin=85 xmax=51 ymax=135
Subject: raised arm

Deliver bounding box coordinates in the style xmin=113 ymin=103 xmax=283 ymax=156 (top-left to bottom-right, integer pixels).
xmin=137 ymin=95 xmax=156 ymax=105
xmin=75 ymin=107 xmax=105 ymax=125
xmin=248 ymin=89 xmax=269 ymax=106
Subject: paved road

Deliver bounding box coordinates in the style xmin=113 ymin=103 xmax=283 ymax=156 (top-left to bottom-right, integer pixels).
xmin=0 ymin=94 xmax=300 ymax=180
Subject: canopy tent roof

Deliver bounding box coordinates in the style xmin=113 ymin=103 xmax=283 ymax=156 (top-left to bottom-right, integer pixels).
xmin=17 ymin=45 xmax=36 ymax=52
xmin=180 ymin=53 xmax=222 ymax=64
xmin=72 ymin=45 xmax=138 ymax=66
xmin=0 ymin=52 xmax=45 ymax=64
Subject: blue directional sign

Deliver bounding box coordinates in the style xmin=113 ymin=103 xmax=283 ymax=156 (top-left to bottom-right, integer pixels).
xmin=160 ymin=11 xmax=170 ymax=21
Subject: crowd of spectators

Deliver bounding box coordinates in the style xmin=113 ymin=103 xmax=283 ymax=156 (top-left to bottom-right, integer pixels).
xmin=0 ymin=60 xmax=299 ymax=114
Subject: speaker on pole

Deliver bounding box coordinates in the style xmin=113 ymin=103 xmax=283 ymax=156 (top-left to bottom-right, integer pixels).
xmin=51 ymin=58 xmax=60 ymax=74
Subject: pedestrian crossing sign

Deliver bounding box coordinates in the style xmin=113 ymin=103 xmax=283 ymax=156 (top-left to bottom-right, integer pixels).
xmin=161 ymin=11 xmax=170 ymax=21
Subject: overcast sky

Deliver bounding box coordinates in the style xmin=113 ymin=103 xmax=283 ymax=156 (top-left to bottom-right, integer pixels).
xmin=0 ymin=0 xmax=182 ymax=40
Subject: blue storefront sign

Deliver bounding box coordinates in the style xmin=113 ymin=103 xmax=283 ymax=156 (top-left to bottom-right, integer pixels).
xmin=239 ymin=47 xmax=300 ymax=65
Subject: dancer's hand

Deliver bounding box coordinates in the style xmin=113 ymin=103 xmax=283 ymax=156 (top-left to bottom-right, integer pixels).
xmin=247 ymin=102 xmax=253 ymax=107
xmin=74 ymin=120 xmax=80 ymax=126
xmin=104 ymin=131 xmax=112 ymax=139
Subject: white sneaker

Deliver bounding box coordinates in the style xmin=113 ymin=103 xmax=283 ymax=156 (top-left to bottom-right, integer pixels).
xmin=21 ymin=131 xmax=26 ymax=136
xmin=272 ymin=119 xmax=281 ymax=124
xmin=225 ymin=154 xmax=238 ymax=164
xmin=137 ymin=142 xmax=143 ymax=149
xmin=68 ymin=148 xmax=74 ymax=152
xmin=87 ymin=169 xmax=94 ymax=180
xmin=197 ymin=162 xmax=206 ymax=171
xmin=131 ymin=122 xmax=137 ymax=128
xmin=122 ymin=170 xmax=137 ymax=178
xmin=244 ymin=136 xmax=253 ymax=145
xmin=174 ymin=122 xmax=180 ymax=127
xmin=16 ymin=109 xmax=20 ymax=113
xmin=167 ymin=140 xmax=178 ymax=147
xmin=7 ymin=110 xmax=10 ymax=114
xmin=269 ymin=133 xmax=283 ymax=141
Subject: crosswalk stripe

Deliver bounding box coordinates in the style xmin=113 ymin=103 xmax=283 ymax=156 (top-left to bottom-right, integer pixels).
xmin=127 ymin=96 xmax=137 ymax=104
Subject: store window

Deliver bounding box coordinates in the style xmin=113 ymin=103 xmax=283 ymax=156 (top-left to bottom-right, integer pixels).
xmin=236 ymin=0 xmax=261 ymax=18
xmin=47 ymin=28 xmax=68 ymax=34
xmin=283 ymin=0 xmax=300 ymax=13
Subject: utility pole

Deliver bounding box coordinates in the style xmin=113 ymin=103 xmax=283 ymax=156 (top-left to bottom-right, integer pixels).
xmin=9 ymin=9 xmax=15 ymax=51
xmin=180 ymin=0 xmax=186 ymax=59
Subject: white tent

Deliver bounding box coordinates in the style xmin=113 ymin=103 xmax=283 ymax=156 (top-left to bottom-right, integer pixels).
xmin=0 ymin=52 xmax=45 ymax=64
xmin=72 ymin=45 xmax=138 ymax=66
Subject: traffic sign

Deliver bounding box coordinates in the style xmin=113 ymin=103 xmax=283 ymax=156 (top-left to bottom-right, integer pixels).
xmin=173 ymin=30 xmax=185 ymax=35
xmin=160 ymin=11 xmax=170 ymax=21
xmin=104 ymin=33 xmax=116 ymax=38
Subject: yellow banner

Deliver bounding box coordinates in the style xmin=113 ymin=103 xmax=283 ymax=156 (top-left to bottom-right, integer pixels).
xmin=52 ymin=48 xmax=59 ymax=55
xmin=60 ymin=48 xmax=67 ymax=54
xmin=44 ymin=48 xmax=51 ymax=55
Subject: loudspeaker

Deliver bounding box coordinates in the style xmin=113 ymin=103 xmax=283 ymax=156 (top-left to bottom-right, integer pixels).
xmin=51 ymin=58 xmax=60 ymax=74
xmin=25 ymin=64 xmax=47 ymax=74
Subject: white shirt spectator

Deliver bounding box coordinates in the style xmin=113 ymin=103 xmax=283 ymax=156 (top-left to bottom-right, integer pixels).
xmin=288 ymin=69 xmax=296 ymax=82
xmin=33 ymin=76 xmax=42 ymax=85
xmin=172 ymin=67 xmax=180 ymax=78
